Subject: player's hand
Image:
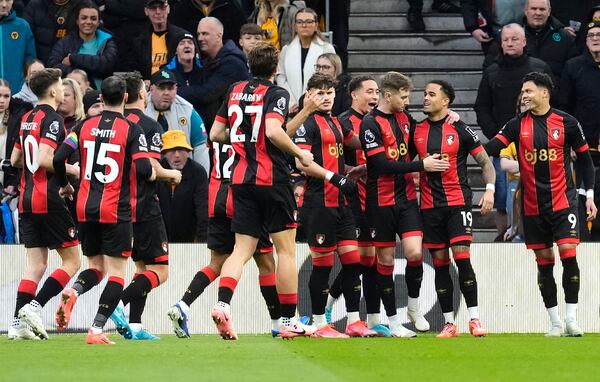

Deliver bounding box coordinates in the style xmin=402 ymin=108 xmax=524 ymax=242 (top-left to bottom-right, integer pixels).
xmin=329 ymin=173 xmax=356 ymax=195
xmin=471 ymin=29 xmax=493 ymax=43
xmin=289 ymin=103 xmax=300 ymax=114
xmin=346 ymin=164 xmax=366 ymax=182
xmin=423 ymin=153 xmax=450 ymax=172
xmin=298 ymin=149 xmax=313 ymax=167
xmin=586 ymin=197 xmax=597 ymax=221
xmin=479 ymin=189 xmax=494 ymax=214
xmin=70 ymin=162 xmax=80 ymax=180
xmin=446 ymin=110 xmax=461 ymax=124
xmin=59 ymin=184 xmax=75 ymax=201
xmin=168 ymin=169 xmax=182 ymax=185
xmin=302 ymin=90 xmax=325 ymax=113
xmin=412 ymin=172 xmax=420 ymax=187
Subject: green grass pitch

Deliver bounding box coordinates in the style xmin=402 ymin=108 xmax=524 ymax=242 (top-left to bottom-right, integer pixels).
xmin=1 ymin=334 xmax=599 ymax=381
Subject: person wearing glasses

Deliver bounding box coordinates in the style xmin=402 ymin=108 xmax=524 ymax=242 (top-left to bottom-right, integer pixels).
xmin=561 ymin=21 xmax=600 ymax=240
xmin=298 ymin=53 xmax=350 ymax=116
xmin=276 ymin=7 xmax=335 ymax=113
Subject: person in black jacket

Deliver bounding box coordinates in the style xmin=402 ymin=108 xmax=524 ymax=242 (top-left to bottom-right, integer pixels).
xmin=129 ymin=0 xmax=190 ymax=80
xmin=169 ymin=0 xmax=247 ymax=43
xmin=158 ymin=130 xmax=208 ymax=243
xmin=460 ymin=0 xmax=495 ymax=52
xmin=177 ymin=17 xmax=249 ymax=129
xmin=23 ymin=0 xmax=85 ymax=64
xmin=47 ymin=2 xmax=117 ymax=89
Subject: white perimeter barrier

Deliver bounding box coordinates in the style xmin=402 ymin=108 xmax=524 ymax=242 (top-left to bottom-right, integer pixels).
xmin=1 ymin=243 xmax=598 ymax=334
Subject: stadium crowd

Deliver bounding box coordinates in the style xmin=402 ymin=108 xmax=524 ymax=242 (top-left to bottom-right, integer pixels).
xmin=2 ymin=0 xmax=600 ymax=342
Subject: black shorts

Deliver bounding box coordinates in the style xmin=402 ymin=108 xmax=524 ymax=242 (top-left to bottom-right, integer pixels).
xmin=422 ymin=205 xmax=473 ymax=249
xmin=523 ymin=206 xmax=580 ymax=250
xmin=132 ymin=218 xmax=169 ymax=265
xmin=208 ymin=215 xmax=273 ymax=254
xmin=231 ymin=184 xmax=297 ymax=238
xmin=366 ymin=202 xmax=423 ymax=247
xmin=352 ymin=209 xmax=373 ymax=247
xmin=300 ymin=205 xmax=356 ymax=253
xmin=79 ymin=221 xmax=132 ymax=258
xmin=19 ymin=210 xmax=78 ymax=250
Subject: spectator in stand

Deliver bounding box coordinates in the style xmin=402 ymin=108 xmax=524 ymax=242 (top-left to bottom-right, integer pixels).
xmin=276 ymin=7 xmax=335 ymax=112
xmin=238 ymin=23 xmax=264 ymax=60
xmin=57 ymin=77 xmax=84 ymax=131
xmin=170 ymin=0 xmax=246 ymax=43
xmin=67 ymin=68 xmax=91 ymax=93
xmin=248 ymin=0 xmax=305 ymax=49
xmin=574 ymin=4 xmax=600 ymax=52
xmin=0 ymin=0 xmax=36 ymax=91
xmin=483 ymin=0 xmax=578 ymax=77
xmin=158 ymin=130 xmax=208 ymax=243
xmin=550 ymin=0 xmax=599 ymax=38
xmin=474 ymin=23 xmax=553 ymax=239
xmin=129 ymin=0 xmax=189 ymax=80
xmin=561 ymin=21 xmax=600 ymax=240
xmin=177 ymin=17 xmax=249 ymax=129
xmin=164 ymin=32 xmax=203 ymax=89
xmin=13 ymin=58 xmax=44 ymax=105
xmin=0 ymin=79 xmax=32 ymax=192
xmin=305 ymin=0 xmax=349 ymax=68
xmin=82 ymin=88 xmax=102 ymax=116
xmin=406 ymin=0 xmax=462 ymax=32
xmin=298 ymin=52 xmax=350 ymax=116
xmin=47 ymin=1 xmax=117 ymax=90
xmin=145 ymin=69 xmax=209 ymax=175
xmin=23 ymin=0 xmax=84 ymax=64
xmin=460 ymin=0 xmax=525 ymax=51
xmin=102 ymin=0 xmax=148 ymax=72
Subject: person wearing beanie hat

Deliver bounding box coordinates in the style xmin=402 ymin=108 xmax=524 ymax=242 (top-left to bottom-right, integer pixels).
xmin=157 ymin=130 xmax=208 ymax=243
xmin=83 ymin=89 xmax=103 ymax=117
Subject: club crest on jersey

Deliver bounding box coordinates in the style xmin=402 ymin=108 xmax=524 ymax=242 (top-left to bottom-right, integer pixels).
xmin=370 ymin=228 xmax=376 ymax=239
xmin=316 ymin=234 xmax=325 ymax=244
xmin=402 ymin=123 xmax=410 ymax=134
xmin=161 ymin=242 xmax=168 ymax=254
xmin=277 ymin=97 xmax=287 ymax=110
xmin=49 ymin=121 xmax=60 ymax=135
xmin=551 ymin=128 xmax=560 ymax=140
xmin=364 ymin=130 xmax=375 ymax=143
xmin=68 ymin=227 xmax=76 ymax=238
xmin=179 ymin=117 xmax=187 ymax=126
xmin=446 ymin=134 xmax=455 ymax=145
xmin=139 ymin=134 xmax=147 ymax=147
xmin=152 ymin=132 xmax=162 ymax=146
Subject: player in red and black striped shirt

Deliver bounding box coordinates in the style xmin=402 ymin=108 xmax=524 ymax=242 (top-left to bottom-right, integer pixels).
xmin=412 ymin=80 xmax=495 ymax=338
xmin=325 ymin=76 xmax=385 ymax=333
xmin=293 ymin=73 xmax=376 ymax=338
xmin=360 ymin=72 xmax=450 ymax=337
xmin=101 ymin=72 xmax=182 ymax=340
xmin=11 ymin=69 xmax=81 ymax=340
xmin=486 ymin=72 xmax=597 ymax=336
xmin=209 ymin=44 xmax=314 ymax=340
xmin=53 ymin=76 xmax=155 ymax=345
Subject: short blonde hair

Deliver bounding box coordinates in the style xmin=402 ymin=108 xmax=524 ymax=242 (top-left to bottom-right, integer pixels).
xmin=62 ymin=77 xmax=85 ymax=122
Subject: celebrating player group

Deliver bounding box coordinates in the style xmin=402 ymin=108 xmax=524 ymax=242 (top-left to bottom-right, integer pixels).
xmin=8 ymin=44 xmax=596 ymax=344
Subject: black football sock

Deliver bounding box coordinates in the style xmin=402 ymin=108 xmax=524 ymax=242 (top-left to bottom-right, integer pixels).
xmin=455 ymin=258 xmax=478 ymax=308
xmin=129 ymin=295 xmax=147 ymax=324
xmin=217 ymin=277 xmax=237 ymax=304
xmin=34 ymin=268 xmax=71 ymax=307
xmin=72 ymin=268 xmax=103 ymax=296
xmin=92 ymin=276 xmax=124 ymax=330
xmin=405 ymin=260 xmax=424 ymax=299
xmin=341 ymin=262 xmax=361 ymax=313
xmin=309 ymin=264 xmax=332 ymax=315
xmin=537 ymin=262 xmax=558 ymax=308
xmin=182 ymin=266 xmax=217 ymax=306
xmin=376 ymin=263 xmax=396 ymax=317
xmin=259 ymin=273 xmax=281 ymax=320
xmin=561 ymin=257 xmax=580 ymax=304
xmin=121 ymin=271 xmax=159 ymax=306
xmin=433 ymin=260 xmax=454 ymax=314
xmin=278 ymin=293 xmax=297 ymax=320
xmin=328 ymin=271 xmax=343 ymax=300
xmin=14 ymin=279 xmax=37 ymax=318
xmin=363 ymin=262 xmax=380 ymax=314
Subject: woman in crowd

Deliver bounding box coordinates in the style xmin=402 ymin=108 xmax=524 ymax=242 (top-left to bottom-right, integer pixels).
xmin=249 ymin=0 xmax=305 ymax=49
xmin=299 ymin=53 xmax=350 ymax=116
xmin=0 ymin=79 xmax=33 ymax=193
xmin=58 ymin=78 xmax=85 ymax=132
xmin=67 ymin=68 xmax=92 ymax=94
xmin=276 ymin=7 xmax=335 ymax=112
xmin=47 ymin=1 xmax=117 ymax=89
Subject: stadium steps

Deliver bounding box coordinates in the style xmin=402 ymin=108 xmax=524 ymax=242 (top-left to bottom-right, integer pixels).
xmin=348 ymin=0 xmax=498 ymax=241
